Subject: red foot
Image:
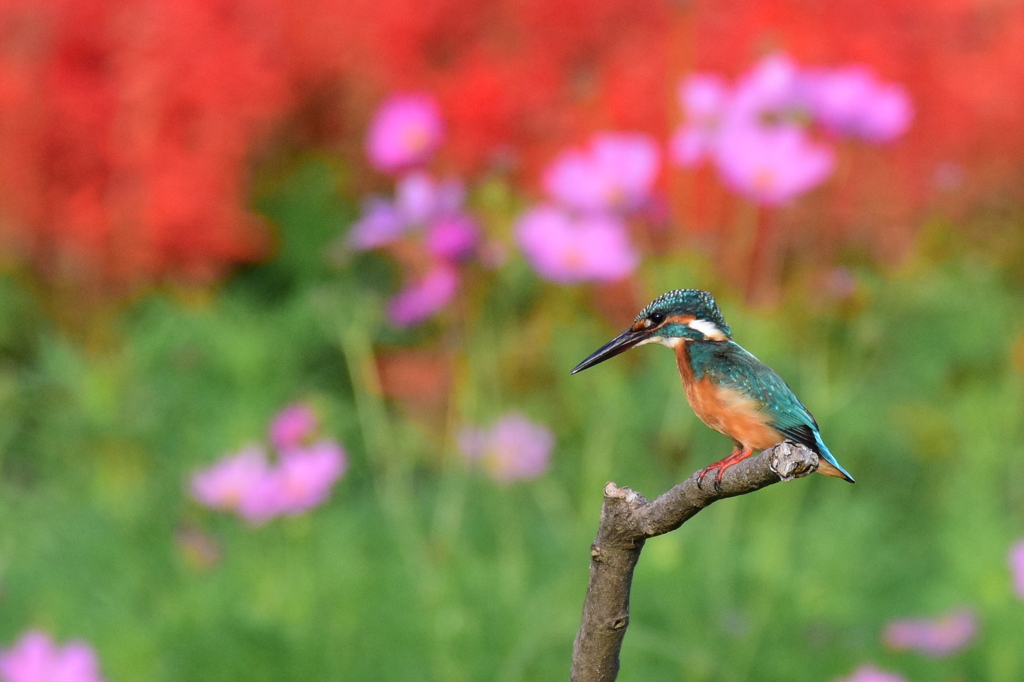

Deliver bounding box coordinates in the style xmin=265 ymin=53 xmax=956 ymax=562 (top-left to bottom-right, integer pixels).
xmin=697 ymin=447 xmax=754 ymax=492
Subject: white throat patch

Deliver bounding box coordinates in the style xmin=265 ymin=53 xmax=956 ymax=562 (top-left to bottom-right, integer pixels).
xmin=687 ymin=319 xmax=727 ymax=340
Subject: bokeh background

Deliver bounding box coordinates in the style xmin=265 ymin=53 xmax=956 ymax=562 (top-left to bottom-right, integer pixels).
xmin=0 ymin=0 xmax=1023 ymax=680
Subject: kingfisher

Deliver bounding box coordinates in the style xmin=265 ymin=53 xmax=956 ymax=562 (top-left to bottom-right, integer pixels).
xmin=570 ymin=289 xmax=854 ymax=489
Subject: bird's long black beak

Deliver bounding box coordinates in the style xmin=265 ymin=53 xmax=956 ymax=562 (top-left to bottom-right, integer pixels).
xmin=570 ymin=328 xmax=648 ymax=375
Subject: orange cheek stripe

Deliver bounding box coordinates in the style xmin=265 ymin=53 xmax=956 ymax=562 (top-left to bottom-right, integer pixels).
xmin=632 ymin=313 xmax=695 ymax=332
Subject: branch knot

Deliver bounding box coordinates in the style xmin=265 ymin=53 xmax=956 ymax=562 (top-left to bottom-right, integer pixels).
xmin=768 ymin=441 xmax=819 ymax=481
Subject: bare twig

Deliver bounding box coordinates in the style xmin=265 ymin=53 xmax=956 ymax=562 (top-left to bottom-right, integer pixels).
xmin=569 ymin=442 xmax=820 ymax=682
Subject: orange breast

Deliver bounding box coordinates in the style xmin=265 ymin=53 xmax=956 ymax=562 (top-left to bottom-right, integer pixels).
xmin=674 ymin=343 xmax=784 ymax=451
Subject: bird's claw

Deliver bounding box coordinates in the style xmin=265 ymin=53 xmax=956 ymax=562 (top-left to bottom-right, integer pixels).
xmin=695 ymin=447 xmax=753 ymax=493
xmin=696 ymin=466 xmax=725 ymax=493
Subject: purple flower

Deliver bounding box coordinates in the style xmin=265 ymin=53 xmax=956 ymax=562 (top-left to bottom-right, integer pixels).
xmin=191 ymin=446 xmax=270 ymax=511
xmin=883 ymin=609 xmax=977 ymax=657
xmin=515 ymin=205 xmax=638 ymax=283
xmin=1010 ymin=540 xmax=1024 ymax=598
xmin=833 ymin=665 xmax=908 ymax=682
xmin=348 ymin=172 xmax=478 ymax=264
xmin=394 ymin=172 xmax=464 ymax=226
xmin=347 ymin=172 xmax=476 ymax=326
xmin=365 ymin=93 xmax=443 ymax=173
xmin=713 ymin=124 xmax=834 ymax=206
xmin=269 ymin=403 xmax=318 ymax=450
xmin=387 ymin=263 xmax=460 ymax=327
xmin=0 ymin=631 xmax=106 ymax=682
xmin=543 ymin=133 xmax=660 ymax=213
xmin=348 ymin=197 xmax=408 ymax=250
xmin=425 ymin=214 xmax=479 ymax=261
xmin=802 ymin=66 xmax=913 ymax=142
xmin=459 ymin=413 xmax=553 ymax=482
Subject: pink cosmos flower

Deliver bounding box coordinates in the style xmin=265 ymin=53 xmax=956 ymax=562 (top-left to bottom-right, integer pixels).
xmin=425 ymin=214 xmax=479 ymax=261
xmin=387 ymin=263 xmax=460 ymax=327
xmin=394 ymin=172 xmax=464 ymax=226
xmin=729 ymin=53 xmax=802 ymax=122
xmin=1009 ymin=539 xmax=1024 ymax=598
xmin=883 ymin=609 xmax=977 ymax=657
xmin=235 ymin=441 xmax=347 ymax=523
xmin=233 ymin=468 xmax=288 ymax=526
xmin=543 ymin=133 xmax=660 ymax=213
xmin=515 ymin=205 xmax=638 ymax=283
xmin=199 ymin=443 xmax=348 ymax=526
xmin=348 ymin=173 xmax=477 ymax=258
xmin=275 ymin=441 xmax=348 ymax=514
xmin=459 ymin=413 xmax=553 ymax=482
xmin=670 ymin=127 xmax=712 ymax=167
xmin=670 ymin=55 xmax=831 ymax=204
xmin=714 ymin=124 xmax=835 ymax=206
xmin=0 ymin=631 xmax=106 ymax=682
xmin=680 ymin=73 xmax=731 ymax=124
xmin=347 ymin=173 xmax=475 ymax=325
xmin=365 ymin=93 xmax=443 ymax=173
xmin=192 ymin=411 xmax=347 ymax=525
xmin=347 ymin=197 xmax=407 ymax=250
xmin=670 ymin=55 xmax=912 ymax=206
xmin=268 ymin=403 xmax=318 ymax=450
xmin=858 ymin=84 xmax=913 ymax=142
xmin=190 ymin=446 xmax=270 ymax=511
xmin=802 ymin=66 xmax=913 ymax=142
xmin=671 ymin=73 xmax=740 ymax=166
xmin=671 ymin=74 xmax=733 ymax=166
xmin=833 ymin=665 xmax=908 ymax=682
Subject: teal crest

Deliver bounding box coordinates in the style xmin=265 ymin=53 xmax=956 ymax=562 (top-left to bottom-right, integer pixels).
xmin=634 ymin=288 xmax=732 ymax=339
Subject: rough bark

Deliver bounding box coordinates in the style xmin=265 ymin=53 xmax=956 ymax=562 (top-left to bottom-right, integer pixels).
xmin=569 ymin=442 xmax=820 ymax=682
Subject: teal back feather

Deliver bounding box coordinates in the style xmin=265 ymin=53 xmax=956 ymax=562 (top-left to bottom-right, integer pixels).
xmin=687 ymin=340 xmax=854 ymax=481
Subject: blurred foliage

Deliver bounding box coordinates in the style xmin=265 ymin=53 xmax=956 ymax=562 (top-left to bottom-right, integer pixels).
xmin=0 ymin=158 xmax=1021 ymax=681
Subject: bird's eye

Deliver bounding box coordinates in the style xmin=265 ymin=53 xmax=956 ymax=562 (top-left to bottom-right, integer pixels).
xmin=645 ymin=312 xmax=666 ymax=328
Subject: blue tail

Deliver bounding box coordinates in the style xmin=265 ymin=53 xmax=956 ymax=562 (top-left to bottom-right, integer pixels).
xmin=813 ymin=431 xmax=855 ymax=483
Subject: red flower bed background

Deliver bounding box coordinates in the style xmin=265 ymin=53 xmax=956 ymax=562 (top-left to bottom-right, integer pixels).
xmin=0 ymin=0 xmax=1020 ymax=294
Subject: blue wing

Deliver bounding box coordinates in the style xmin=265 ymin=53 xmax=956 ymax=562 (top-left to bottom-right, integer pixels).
xmin=688 ymin=340 xmax=855 ymax=482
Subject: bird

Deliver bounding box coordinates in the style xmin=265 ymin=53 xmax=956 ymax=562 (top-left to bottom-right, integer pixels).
xmin=570 ymin=288 xmax=854 ymax=489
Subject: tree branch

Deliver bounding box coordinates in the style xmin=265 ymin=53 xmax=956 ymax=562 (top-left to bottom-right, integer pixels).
xmin=568 ymin=442 xmax=820 ymax=682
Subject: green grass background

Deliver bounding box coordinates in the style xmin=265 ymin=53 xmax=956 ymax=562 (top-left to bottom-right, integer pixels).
xmin=0 ymin=160 xmax=1022 ymax=681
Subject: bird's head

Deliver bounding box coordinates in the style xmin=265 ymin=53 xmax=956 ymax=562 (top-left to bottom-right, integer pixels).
xmin=570 ymin=289 xmax=731 ymax=374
